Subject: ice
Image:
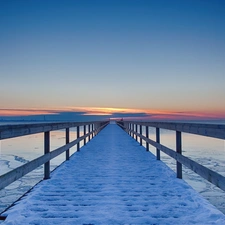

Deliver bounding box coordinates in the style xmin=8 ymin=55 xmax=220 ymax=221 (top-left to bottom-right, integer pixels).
xmin=2 ymin=124 xmax=225 ymax=224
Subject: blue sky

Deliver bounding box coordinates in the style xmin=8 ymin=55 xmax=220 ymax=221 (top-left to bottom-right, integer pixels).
xmin=0 ymin=0 xmax=225 ymax=120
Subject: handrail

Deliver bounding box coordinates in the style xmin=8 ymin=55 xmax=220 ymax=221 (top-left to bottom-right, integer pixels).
xmin=0 ymin=121 xmax=106 ymax=140
xmin=116 ymin=121 xmax=225 ymax=192
xmin=119 ymin=121 xmax=225 ymax=140
xmin=0 ymin=120 xmax=109 ymax=190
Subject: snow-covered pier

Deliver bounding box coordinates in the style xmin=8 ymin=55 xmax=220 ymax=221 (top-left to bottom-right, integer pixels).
xmin=1 ymin=123 xmax=225 ymax=224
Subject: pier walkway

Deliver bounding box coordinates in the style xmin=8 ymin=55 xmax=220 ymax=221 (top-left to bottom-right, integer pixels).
xmin=2 ymin=124 xmax=225 ymax=224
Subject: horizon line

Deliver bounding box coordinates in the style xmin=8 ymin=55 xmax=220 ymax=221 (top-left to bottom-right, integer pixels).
xmin=0 ymin=107 xmax=225 ymax=121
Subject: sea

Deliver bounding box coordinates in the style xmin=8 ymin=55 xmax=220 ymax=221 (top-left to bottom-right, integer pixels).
xmin=0 ymin=120 xmax=225 ymax=215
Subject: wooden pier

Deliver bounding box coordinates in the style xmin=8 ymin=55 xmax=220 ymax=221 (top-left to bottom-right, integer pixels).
xmin=118 ymin=121 xmax=225 ymax=191
xmin=0 ymin=121 xmax=225 ymax=224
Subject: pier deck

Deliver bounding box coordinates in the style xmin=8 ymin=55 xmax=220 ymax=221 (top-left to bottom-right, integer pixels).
xmin=2 ymin=124 xmax=225 ymax=224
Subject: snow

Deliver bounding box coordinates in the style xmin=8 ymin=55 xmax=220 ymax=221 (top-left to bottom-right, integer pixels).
xmin=2 ymin=124 xmax=225 ymax=224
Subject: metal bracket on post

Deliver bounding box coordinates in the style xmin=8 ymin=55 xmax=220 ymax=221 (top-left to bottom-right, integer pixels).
xmin=146 ymin=125 xmax=149 ymax=151
xmin=176 ymin=131 xmax=182 ymax=179
xmin=77 ymin=126 xmax=80 ymax=151
xmin=44 ymin=131 xmax=50 ymax=179
xmin=66 ymin=128 xmax=69 ymax=160
xmin=156 ymin=128 xmax=160 ymax=160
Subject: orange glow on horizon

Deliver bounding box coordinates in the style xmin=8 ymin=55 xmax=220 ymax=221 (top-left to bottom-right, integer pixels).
xmin=0 ymin=109 xmax=58 ymax=116
xmin=0 ymin=106 xmax=225 ymax=120
xmin=66 ymin=106 xmax=225 ymax=120
xmin=66 ymin=106 xmax=144 ymax=115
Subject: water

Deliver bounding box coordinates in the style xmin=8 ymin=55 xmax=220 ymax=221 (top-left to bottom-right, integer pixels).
xmin=0 ymin=122 xmax=225 ymax=215
xmin=0 ymin=125 xmax=84 ymax=213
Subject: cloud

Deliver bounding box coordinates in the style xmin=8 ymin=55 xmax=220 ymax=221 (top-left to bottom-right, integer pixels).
xmin=0 ymin=108 xmax=59 ymax=116
xmin=0 ymin=107 xmax=225 ymax=122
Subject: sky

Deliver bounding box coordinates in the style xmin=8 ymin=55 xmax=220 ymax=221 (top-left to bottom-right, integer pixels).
xmin=0 ymin=0 xmax=225 ymax=121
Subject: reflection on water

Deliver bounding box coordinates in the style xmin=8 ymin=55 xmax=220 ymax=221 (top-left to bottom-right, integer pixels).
xmin=0 ymin=124 xmax=225 ymax=214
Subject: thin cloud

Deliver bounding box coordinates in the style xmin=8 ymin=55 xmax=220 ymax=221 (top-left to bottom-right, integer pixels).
xmin=0 ymin=107 xmax=225 ymax=121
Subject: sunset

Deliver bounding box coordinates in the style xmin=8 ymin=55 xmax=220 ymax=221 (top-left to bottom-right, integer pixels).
xmin=1 ymin=1 xmax=225 ymax=224
xmin=0 ymin=0 xmax=225 ymax=121
xmin=1 ymin=106 xmax=225 ymax=121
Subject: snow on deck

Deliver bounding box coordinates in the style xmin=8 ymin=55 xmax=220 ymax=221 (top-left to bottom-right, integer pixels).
xmin=2 ymin=124 xmax=225 ymax=224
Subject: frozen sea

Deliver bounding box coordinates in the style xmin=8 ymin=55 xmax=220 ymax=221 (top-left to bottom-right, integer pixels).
xmin=0 ymin=120 xmax=225 ymax=215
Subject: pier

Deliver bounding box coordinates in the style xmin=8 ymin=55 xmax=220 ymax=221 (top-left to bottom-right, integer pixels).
xmin=0 ymin=121 xmax=225 ymax=224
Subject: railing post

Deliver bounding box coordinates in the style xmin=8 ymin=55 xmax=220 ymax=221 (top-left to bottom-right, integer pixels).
xmin=140 ymin=125 xmax=142 ymax=146
xmin=44 ymin=131 xmax=50 ymax=179
xmin=84 ymin=125 xmax=86 ymax=145
xmin=92 ymin=124 xmax=94 ymax=138
xmin=88 ymin=124 xmax=91 ymax=141
xmin=99 ymin=122 xmax=101 ymax=133
xmin=96 ymin=123 xmax=99 ymax=135
xmin=132 ymin=123 xmax=134 ymax=138
xmin=94 ymin=123 xmax=96 ymax=136
xmin=77 ymin=126 xmax=80 ymax=151
xmin=135 ymin=124 xmax=138 ymax=141
xmin=156 ymin=128 xmax=160 ymax=160
xmin=130 ymin=123 xmax=132 ymax=136
xmin=146 ymin=125 xmax=149 ymax=151
xmin=66 ymin=128 xmax=69 ymax=160
xmin=176 ymin=131 xmax=182 ymax=179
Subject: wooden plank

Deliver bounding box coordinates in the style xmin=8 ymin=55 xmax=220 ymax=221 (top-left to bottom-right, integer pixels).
xmin=44 ymin=131 xmax=50 ymax=179
xmin=145 ymin=125 xmax=149 ymax=151
xmin=140 ymin=125 xmax=142 ymax=146
xmin=66 ymin=128 xmax=70 ymax=160
xmin=77 ymin=126 xmax=80 ymax=151
xmin=156 ymin=128 xmax=160 ymax=160
xmin=135 ymin=124 xmax=138 ymax=141
xmin=132 ymin=123 xmax=134 ymax=138
xmin=0 ymin=130 xmax=95 ymax=190
xmin=117 ymin=122 xmax=125 ymax=130
xmin=0 ymin=121 xmax=108 ymax=140
xmin=84 ymin=125 xmax=86 ymax=145
xmin=130 ymin=130 xmax=225 ymax=192
xmin=0 ymin=122 xmax=109 ymax=191
xmin=176 ymin=131 xmax=182 ymax=179
xmin=123 ymin=121 xmax=225 ymax=140
xmin=0 ymin=153 xmax=50 ymax=190
xmin=88 ymin=124 xmax=91 ymax=141
xmin=96 ymin=122 xmax=109 ymax=134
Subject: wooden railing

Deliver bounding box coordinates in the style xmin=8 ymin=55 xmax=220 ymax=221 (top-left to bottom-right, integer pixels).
xmin=0 ymin=120 xmax=109 ymax=190
xmin=116 ymin=121 xmax=225 ymax=192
